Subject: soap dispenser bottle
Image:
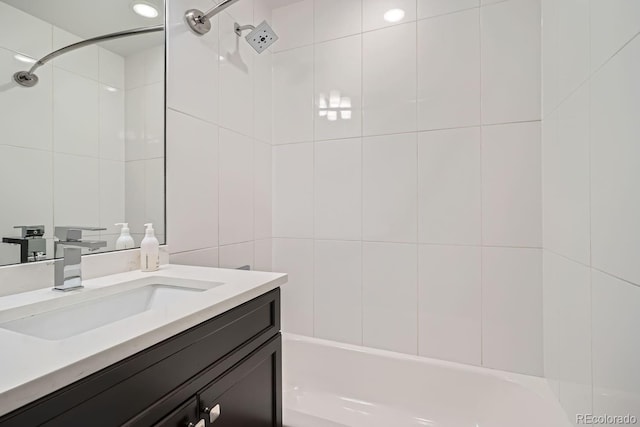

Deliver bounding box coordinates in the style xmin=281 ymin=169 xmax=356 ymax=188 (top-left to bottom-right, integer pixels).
xmin=140 ymin=223 xmax=160 ymax=272
xmin=115 ymin=223 xmax=135 ymax=250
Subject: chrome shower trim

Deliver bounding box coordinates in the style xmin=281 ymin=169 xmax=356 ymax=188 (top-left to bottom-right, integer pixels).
xmin=13 ymin=25 xmax=164 ymax=88
xmin=184 ymin=0 xmax=242 ymax=35
xmin=234 ymin=23 xmax=255 ymax=36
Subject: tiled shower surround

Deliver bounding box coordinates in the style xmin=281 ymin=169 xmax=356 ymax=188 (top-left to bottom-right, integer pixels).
xmin=271 ymin=0 xmax=544 ymax=376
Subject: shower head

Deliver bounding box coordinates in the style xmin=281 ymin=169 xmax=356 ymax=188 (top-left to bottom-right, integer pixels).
xmin=235 ymin=21 xmax=278 ymax=54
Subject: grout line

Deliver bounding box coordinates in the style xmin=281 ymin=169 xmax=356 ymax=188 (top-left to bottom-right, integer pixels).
xmin=479 ymin=3 xmax=484 ymax=368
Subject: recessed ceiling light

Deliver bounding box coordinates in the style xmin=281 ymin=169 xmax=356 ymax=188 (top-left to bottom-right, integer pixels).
xmin=384 ymin=8 xmax=405 ymax=23
xmin=133 ymin=2 xmax=158 ymax=18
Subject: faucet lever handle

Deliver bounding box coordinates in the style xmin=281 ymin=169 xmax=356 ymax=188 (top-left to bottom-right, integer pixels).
xmin=55 ymin=226 xmax=107 ymax=241
xmin=13 ymin=225 xmax=45 ymax=238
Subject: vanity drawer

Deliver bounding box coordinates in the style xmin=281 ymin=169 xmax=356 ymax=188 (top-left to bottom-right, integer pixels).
xmin=0 ymin=288 xmax=280 ymax=427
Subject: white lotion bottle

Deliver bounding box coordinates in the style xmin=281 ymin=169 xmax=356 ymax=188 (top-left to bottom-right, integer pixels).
xmin=115 ymin=223 xmax=135 ymax=250
xmin=140 ymin=223 xmax=160 ymax=272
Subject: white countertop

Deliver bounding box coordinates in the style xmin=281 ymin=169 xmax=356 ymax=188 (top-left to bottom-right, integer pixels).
xmin=0 ymin=264 xmax=287 ymax=416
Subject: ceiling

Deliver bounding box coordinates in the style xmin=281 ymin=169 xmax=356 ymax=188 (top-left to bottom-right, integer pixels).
xmin=2 ymin=0 xmax=165 ymax=57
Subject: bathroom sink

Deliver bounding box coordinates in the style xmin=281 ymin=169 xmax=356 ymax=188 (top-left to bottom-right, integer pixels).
xmin=0 ymin=282 xmax=217 ymax=341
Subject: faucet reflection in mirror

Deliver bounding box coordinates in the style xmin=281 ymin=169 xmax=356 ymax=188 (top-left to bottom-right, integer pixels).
xmin=2 ymin=226 xmax=47 ymax=263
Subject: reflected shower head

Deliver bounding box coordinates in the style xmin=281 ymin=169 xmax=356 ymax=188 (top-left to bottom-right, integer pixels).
xmin=235 ymin=21 xmax=278 ymax=54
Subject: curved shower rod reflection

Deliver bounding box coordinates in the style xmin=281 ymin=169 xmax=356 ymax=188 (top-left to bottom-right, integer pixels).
xmin=13 ymin=25 xmax=164 ymax=88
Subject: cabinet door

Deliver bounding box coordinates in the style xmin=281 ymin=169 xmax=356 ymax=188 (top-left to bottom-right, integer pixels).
xmin=154 ymin=398 xmax=203 ymax=427
xmin=198 ymin=335 xmax=282 ymax=427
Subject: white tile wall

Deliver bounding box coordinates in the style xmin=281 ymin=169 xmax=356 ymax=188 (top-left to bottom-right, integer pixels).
xmin=363 ymin=133 xmax=417 ymax=243
xmin=273 ymin=238 xmax=314 ymax=335
xmin=417 ymin=8 xmax=480 ymax=130
xmin=314 ymin=35 xmax=362 ymax=141
xmin=271 ymin=0 xmax=543 ymax=376
xmin=362 ymin=22 xmax=417 ymax=136
xmin=418 ymin=244 xmax=481 ymax=365
xmin=482 ymin=247 xmax=543 ymax=376
xmin=273 ymin=143 xmax=314 ymax=238
xmin=418 ymin=127 xmax=481 ymax=245
xmin=273 ymin=46 xmax=314 ymax=144
xmin=543 ymin=1 xmax=640 ymax=420
xmin=481 ymin=0 xmax=541 ymax=124
xmin=482 ymin=122 xmax=542 ymax=247
xmin=314 ymin=139 xmax=362 ymax=241
xmin=164 ymin=0 xmax=273 ymax=274
xmin=363 ymin=242 xmax=418 ymax=354
xmin=314 ymin=240 xmax=363 ymax=345
xmin=219 ymin=128 xmax=254 ymax=245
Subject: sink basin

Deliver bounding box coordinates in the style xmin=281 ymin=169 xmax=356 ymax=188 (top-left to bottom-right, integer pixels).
xmin=0 ymin=283 xmax=214 ymax=341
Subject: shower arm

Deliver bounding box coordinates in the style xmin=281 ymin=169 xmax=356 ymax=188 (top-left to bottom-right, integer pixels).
xmin=185 ymin=0 xmax=242 ymax=35
xmin=14 ymin=25 xmax=164 ymax=87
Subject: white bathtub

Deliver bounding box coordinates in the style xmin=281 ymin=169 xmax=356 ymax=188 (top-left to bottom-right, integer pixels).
xmin=282 ymin=334 xmax=571 ymax=427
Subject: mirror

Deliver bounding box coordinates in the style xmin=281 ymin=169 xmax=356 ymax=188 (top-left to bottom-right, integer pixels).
xmin=0 ymin=0 xmax=165 ymax=266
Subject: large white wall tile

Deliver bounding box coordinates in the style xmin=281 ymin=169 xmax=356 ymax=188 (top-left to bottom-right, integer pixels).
xmin=481 ymin=0 xmax=541 ymax=124
xmin=53 ymin=68 xmax=99 ymax=158
xmin=272 ymin=0 xmax=313 ymax=52
xmin=363 ymin=242 xmax=418 ymax=354
xmin=315 ymin=240 xmax=363 ymax=345
xmin=167 ymin=0 xmax=219 ymax=124
xmin=170 ymin=247 xmax=219 ymax=268
xmin=99 ymin=48 xmax=125 ymax=90
xmin=99 ymin=160 xmax=125 ymax=235
xmin=219 ymin=241 xmax=254 ymax=269
xmin=273 ymin=46 xmax=314 ymax=144
xmin=219 ymin=128 xmax=254 ymax=245
xmin=417 ymin=0 xmax=478 ymax=19
xmin=53 ymin=154 xmax=100 ymax=227
xmin=482 ymin=122 xmax=542 ymax=247
xmin=254 ymin=238 xmax=272 ymax=272
xmin=556 ymin=0 xmax=589 ymax=103
xmin=0 ymin=146 xmax=53 ymax=244
xmin=418 ymin=127 xmax=481 ymax=245
xmin=254 ymin=141 xmax=272 ymax=240
xmin=314 ymin=35 xmax=362 ymax=141
xmin=482 ymin=247 xmax=543 ymax=376
xmin=363 ymin=133 xmax=417 ymax=243
xmin=590 ymin=36 xmax=640 ymax=286
xmin=145 ymin=158 xmax=165 ymax=240
xmin=125 ymin=51 xmax=145 ymax=90
xmin=543 ymin=252 xmax=592 ymax=419
xmin=253 ymin=50 xmax=272 ymax=144
xmin=0 ymin=48 xmax=52 ymax=151
xmin=273 ymin=238 xmax=314 ymax=335
xmin=219 ymin=13 xmax=254 ymax=138
xmin=541 ymin=0 xmax=559 ymax=117
xmin=315 ymin=139 xmax=362 ymax=240
xmin=590 ymin=0 xmax=640 ymax=72
xmin=145 ymin=82 xmax=165 ymax=159
xmin=99 ymin=85 xmax=125 ymax=162
xmin=125 ymin=87 xmax=146 ymax=161
xmin=363 ymin=0 xmax=417 ymax=32
xmin=363 ymin=23 xmax=417 ymax=136
xmin=418 ymin=245 xmax=481 ymax=365
xmin=314 ymin=0 xmax=362 ymax=43
xmin=125 ymin=161 xmax=146 ymax=233
xmin=592 ymin=271 xmax=640 ymax=419
xmin=0 ymin=2 xmax=51 ymax=58
xmin=417 ymin=8 xmax=480 ymax=130
xmin=166 ymin=109 xmax=218 ymax=254
xmin=543 ymin=86 xmax=590 ymax=264
xmin=273 ymin=142 xmax=314 ymax=238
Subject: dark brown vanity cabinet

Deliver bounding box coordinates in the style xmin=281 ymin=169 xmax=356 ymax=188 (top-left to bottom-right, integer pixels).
xmin=0 ymin=289 xmax=282 ymax=427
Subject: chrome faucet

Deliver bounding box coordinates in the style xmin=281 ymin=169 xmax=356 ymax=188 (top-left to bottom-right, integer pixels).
xmin=54 ymin=226 xmax=107 ymax=291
